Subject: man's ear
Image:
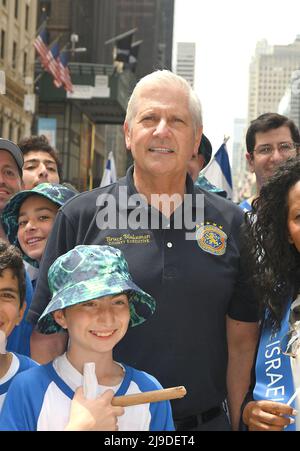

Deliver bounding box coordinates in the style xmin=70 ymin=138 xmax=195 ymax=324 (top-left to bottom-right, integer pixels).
xmin=193 ymin=127 xmax=203 ymax=156
xmin=124 ymin=121 xmax=131 ymax=150
xmin=246 ymin=152 xmax=255 ymax=173
xmin=53 ymin=310 xmax=68 ymax=329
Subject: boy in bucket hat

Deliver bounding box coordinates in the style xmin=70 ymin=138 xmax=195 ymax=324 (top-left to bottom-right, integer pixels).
xmin=2 ymin=183 xmax=76 ymax=270
xmin=1 ymin=183 xmax=76 ymax=358
xmin=0 ymin=245 xmax=174 ymax=431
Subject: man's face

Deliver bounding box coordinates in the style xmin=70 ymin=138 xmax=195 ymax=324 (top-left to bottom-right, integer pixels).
xmin=124 ymin=84 xmax=202 ymax=181
xmin=22 ymin=150 xmax=59 ymax=189
xmin=0 ymin=150 xmax=22 ymax=212
xmin=246 ymin=126 xmax=297 ymax=191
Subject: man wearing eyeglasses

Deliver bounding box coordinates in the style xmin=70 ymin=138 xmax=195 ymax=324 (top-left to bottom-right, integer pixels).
xmin=239 ymin=113 xmax=300 ymax=212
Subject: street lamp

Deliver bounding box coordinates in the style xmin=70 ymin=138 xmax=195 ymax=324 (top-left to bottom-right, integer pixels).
xmin=69 ymin=34 xmax=87 ymax=57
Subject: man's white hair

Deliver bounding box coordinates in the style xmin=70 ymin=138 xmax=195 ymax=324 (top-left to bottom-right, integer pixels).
xmin=125 ymin=70 xmax=203 ymax=134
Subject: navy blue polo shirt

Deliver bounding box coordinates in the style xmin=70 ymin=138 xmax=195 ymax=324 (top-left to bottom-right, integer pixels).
xmin=29 ymin=166 xmax=257 ymax=419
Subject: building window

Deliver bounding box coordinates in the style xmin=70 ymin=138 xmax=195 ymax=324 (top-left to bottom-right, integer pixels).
xmin=0 ymin=30 xmax=5 ymax=59
xmin=25 ymin=4 xmax=29 ymax=30
xmin=12 ymin=41 xmax=17 ymax=69
xmin=8 ymin=123 xmax=13 ymax=140
xmin=17 ymin=126 xmax=22 ymax=143
xmin=14 ymin=0 xmax=19 ymax=19
xmin=23 ymin=51 xmax=27 ymax=76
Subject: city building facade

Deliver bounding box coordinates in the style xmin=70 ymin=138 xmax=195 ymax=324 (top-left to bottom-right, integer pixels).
xmin=35 ymin=0 xmax=174 ymax=190
xmin=248 ymin=37 xmax=300 ymax=124
xmin=0 ymin=0 xmax=37 ymax=141
xmin=175 ymin=42 xmax=195 ymax=87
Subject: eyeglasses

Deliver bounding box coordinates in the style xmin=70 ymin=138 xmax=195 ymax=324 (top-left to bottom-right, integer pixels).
xmin=253 ymin=142 xmax=300 ymax=157
xmin=280 ymin=324 xmax=300 ymax=358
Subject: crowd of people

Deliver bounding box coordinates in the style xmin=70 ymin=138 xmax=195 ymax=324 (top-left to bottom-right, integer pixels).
xmin=0 ymin=69 xmax=299 ymax=431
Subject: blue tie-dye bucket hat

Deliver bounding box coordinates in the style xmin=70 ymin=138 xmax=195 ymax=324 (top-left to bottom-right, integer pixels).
xmin=38 ymin=245 xmax=156 ymax=334
xmin=2 ymin=183 xmax=76 ymax=267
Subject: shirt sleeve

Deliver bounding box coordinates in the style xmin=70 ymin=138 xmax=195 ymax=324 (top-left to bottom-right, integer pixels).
xmin=0 ymin=375 xmax=37 ymax=431
xmin=227 ymin=222 xmax=259 ymax=322
xmin=149 ymin=400 xmax=175 ymax=431
xmin=27 ymin=209 xmax=76 ymax=325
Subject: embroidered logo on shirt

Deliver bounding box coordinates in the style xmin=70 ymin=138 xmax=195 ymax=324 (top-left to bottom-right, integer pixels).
xmin=196 ymin=223 xmax=227 ymax=256
xmin=106 ymin=234 xmax=151 ymax=246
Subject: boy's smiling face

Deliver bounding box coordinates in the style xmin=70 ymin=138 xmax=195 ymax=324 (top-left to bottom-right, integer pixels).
xmin=53 ymin=294 xmax=130 ymax=359
xmin=17 ymin=195 xmax=58 ymax=262
xmin=0 ymin=268 xmax=25 ymax=338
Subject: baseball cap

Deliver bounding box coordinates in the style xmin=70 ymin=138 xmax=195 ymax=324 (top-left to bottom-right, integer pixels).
xmin=0 ymin=138 xmax=23 ymax=176
xmin=198 ymin=134 xmax=212 ymax=168
xmin=38 ymin=245 xmax=156 ymax=334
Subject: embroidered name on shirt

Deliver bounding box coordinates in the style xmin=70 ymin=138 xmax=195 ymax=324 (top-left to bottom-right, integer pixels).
xmin=196 ymin=223 xmax=227 ymax=256
xmin=106 ymin=234 xmax=151 ymax=246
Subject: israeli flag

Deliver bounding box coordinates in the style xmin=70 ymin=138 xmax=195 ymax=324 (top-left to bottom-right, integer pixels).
xmin=201 ymin=142 xmax=233 ymax=198
xmin=100 ymin=151 xmax=117 ymax=187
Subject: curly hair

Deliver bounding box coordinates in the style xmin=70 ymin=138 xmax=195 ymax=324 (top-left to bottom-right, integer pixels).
xmin=18 ymin=135 xmax=63 ymax=180
xmin=0 ymin=239 xmax=26 ymax=307
xmin=245 ymin=156 xmax=300 ymax=330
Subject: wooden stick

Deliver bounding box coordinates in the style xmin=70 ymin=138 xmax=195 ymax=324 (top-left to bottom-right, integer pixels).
xmin=111 ymin=386 xmax=187 ymax=407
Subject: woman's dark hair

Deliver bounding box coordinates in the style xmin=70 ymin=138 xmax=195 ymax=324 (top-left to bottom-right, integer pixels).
xmin=245 ymin=156 xmax=300 ymax=330
xmin=18 ymin=135 xmax=63 ymax=180
xmin=0 ymin=240 xmax=26 ymax=307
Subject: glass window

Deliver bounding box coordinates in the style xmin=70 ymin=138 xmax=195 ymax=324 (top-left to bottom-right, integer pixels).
xmin=25 ymin=4 xmax=29 ymax=30
xmin=12 ymin=41 xmax=17 ymax=69
xmin=0 ymin=30 xmax=5 ymax=59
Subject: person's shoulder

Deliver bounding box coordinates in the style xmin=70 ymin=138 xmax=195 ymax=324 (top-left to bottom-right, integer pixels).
xmin=14 ymin=353 xmax=39 ymax=371
xmin=61 ymin=178 xmax=125 ymax=213
xmin=10 ymin=360 xmax=50 ymax=388
xmin=125 ymin=364 xmax=163 ymax=391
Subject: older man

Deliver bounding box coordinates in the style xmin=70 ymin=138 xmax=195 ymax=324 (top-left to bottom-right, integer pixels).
xmin=28 ymin=70 xmax=258 ymax=431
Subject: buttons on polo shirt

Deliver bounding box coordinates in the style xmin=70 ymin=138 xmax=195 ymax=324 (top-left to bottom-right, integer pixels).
xmin=167 ymin=242 xmax=173 ymax=248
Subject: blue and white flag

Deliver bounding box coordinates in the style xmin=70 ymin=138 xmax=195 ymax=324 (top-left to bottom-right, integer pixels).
xmin=201 ymin=142 xmax=232 ymax=198
xmin=100 ymin=151 xmax=117 ymax=187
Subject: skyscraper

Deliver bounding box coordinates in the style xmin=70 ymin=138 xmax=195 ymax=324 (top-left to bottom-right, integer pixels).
xmin=175 ymin=42 xmax=195 ymax=87
xmin=115 ymin=0 xmax=174 ymax=79
xmin=248 ymin=37 xmax=300 ymax=124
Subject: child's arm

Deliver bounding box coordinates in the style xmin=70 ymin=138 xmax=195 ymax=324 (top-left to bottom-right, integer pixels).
xmin=64 ymin=387 xmax=124 ymax=431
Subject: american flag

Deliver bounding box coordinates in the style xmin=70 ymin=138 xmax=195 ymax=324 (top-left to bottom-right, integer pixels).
xmin=58 ymin=52 xmax=74 ymax=93
xmin=34 ymin=28 xmax=49 ymax=69
xmin=46 ymin=43 xmax=62 ymax=87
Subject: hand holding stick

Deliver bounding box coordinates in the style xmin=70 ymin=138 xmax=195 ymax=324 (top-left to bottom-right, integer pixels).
xmin=112 ymin=386 xmax=187 ymax=407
